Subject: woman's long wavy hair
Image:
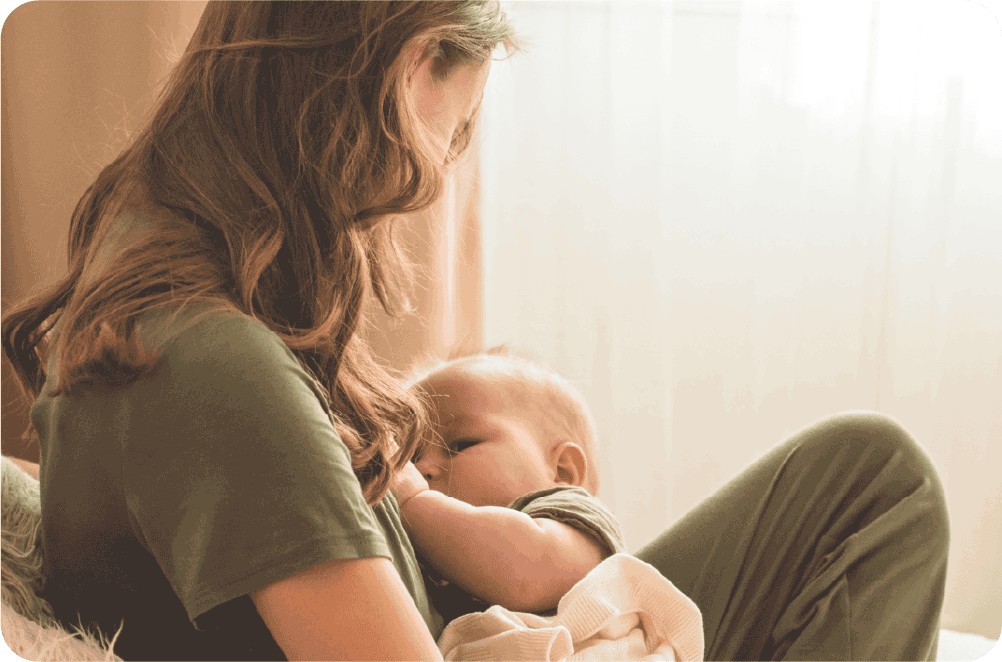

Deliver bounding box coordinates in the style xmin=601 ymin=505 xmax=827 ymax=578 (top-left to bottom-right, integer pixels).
xmin=1 ymin=1 xmax=517 ymax=505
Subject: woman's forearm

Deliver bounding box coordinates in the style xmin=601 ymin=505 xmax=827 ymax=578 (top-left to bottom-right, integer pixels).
xmin=399 ymin=490 xmax=605 ymax=612
xmin=251 ymin=556 xmax=443 ymax=661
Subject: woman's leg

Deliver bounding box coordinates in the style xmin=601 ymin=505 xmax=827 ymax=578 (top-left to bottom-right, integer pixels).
xmin=635 ymin=411 xmax=949 ymax=661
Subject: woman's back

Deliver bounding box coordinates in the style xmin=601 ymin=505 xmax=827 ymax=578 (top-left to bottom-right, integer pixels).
xmin=33 ymin=252 xmax=441 ymax=658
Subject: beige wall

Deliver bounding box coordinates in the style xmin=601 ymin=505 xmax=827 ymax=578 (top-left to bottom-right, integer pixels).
xmin=3 ymin=1 xmax=207 ymax=459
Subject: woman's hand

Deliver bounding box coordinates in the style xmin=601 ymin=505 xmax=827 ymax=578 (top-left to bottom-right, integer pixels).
xmin=391 ymin=461 xmax=430 ymax=508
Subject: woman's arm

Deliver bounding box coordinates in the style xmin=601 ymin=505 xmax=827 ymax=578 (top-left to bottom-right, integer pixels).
xmin=251 ymin=556 xmax=443 ymax=662
xmin=9 ymin=456 xmax=40 ymax=480
xmin=393 ymin=464 xmax=607 ymax=613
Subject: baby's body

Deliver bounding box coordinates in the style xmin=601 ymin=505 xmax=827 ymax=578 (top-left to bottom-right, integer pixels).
xmin=391 ymin=353 xmax=627 ymax=622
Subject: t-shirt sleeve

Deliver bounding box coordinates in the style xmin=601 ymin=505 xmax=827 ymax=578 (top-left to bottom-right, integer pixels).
xmin=121 ymin=308 xmax=389 ymax=626
xmin=507 ymin=487 xmax=629 ymax=556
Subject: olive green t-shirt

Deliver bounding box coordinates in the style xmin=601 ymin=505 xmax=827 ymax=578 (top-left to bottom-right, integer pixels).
xmin=422 ymin=486 xmax=628 ymax=624
xmin=31 ymin=304 xmax=441 ymax=661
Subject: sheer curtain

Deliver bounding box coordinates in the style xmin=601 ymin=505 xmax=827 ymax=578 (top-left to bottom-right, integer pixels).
xmin=479 ymin=0 xmax=1001 ymax=638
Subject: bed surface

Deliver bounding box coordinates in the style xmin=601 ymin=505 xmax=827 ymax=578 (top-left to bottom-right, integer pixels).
xmin=938 ymin=629 xmax=999 ymax=661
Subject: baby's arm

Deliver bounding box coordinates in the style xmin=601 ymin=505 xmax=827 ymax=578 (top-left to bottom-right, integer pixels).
xmin=392 ymin=463 xmax=608 ymax=613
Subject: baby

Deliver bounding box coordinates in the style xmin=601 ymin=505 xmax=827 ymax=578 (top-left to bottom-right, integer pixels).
xmin=391 ymin=350 xmax=627 ymax=624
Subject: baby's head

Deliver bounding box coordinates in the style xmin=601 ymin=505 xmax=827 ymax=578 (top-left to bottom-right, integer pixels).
xmin=410 ymin=350 xmax=599 ymax=507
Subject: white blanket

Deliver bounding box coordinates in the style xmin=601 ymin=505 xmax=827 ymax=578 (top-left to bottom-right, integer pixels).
xmin=437 ymin=553 xmax=703 ymax=661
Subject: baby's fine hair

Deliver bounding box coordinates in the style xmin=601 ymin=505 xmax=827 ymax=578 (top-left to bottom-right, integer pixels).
xmin=412 ymin=347 xmax=601 ymax=495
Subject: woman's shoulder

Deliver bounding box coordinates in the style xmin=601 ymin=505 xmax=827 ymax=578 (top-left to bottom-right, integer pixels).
xmin=140 ymin=303 xmax=294 ymax=367
xmin=132 ymin=302 xmax=328 ymax=410
xmin=93 ymin=203 xmax=285 ymax=363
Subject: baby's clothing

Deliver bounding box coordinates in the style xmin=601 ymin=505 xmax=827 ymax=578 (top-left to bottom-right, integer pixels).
xmin=421 ymin=486 xmax=628 ymax=624
xmin=437 ymin=553 xmax=704 ymax=661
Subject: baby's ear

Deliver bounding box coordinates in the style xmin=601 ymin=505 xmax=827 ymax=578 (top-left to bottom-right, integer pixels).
xmin=552 ymin=441 xmax=588 ymax=489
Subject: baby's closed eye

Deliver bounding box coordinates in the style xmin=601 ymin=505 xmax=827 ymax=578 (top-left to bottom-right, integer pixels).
xmin=448 ymin=439 xmax=481 ymax=454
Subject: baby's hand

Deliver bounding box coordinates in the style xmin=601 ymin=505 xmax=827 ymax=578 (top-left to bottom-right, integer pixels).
xmin=391 ymin=461 xmax=429 ymax=509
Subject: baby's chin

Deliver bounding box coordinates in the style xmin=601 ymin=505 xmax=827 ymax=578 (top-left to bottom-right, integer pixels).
xmin=438 ymin=481 xmax=547 ymax=507
xmin=463 ymin=490 xmax=526 ymax=508
xmin=439 ymin=486 xmax=492 ymax=507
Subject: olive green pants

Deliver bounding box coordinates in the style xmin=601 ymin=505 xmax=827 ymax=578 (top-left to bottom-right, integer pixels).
xmin=635 ymin=412 xmax=949 ymax=661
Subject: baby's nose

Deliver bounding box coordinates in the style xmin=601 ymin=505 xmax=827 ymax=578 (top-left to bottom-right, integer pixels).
xmin=414 ymin=454 xmax=441 ymax=481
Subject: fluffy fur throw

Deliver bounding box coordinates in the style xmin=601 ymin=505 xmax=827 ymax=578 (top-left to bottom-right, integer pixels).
xmin=1 ymin=456 xmax=122 ymax=660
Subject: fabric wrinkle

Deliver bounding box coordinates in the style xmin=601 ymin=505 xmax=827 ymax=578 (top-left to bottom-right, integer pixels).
xmin=437 ymin=554 xmax=703 ymax=662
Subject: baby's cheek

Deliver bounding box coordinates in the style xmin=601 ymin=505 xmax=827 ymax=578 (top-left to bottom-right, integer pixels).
xmin=427 ymin=473 xmax=451 ymax=495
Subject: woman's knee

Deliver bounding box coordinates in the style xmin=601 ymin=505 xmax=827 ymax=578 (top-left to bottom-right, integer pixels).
xmin=798 ymin=410 xmax=949 ymax=532
xmin=789 ymin=411 xmax=945 ymax=501
xmin=801 ymin=410 xmax=923 ymax=462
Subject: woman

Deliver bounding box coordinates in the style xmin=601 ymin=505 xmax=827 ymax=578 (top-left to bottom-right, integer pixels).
xmin=2 ymin=2 xmax=514 ymax=659
xmin=4 ymin=2 xmax=950 ymax=661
